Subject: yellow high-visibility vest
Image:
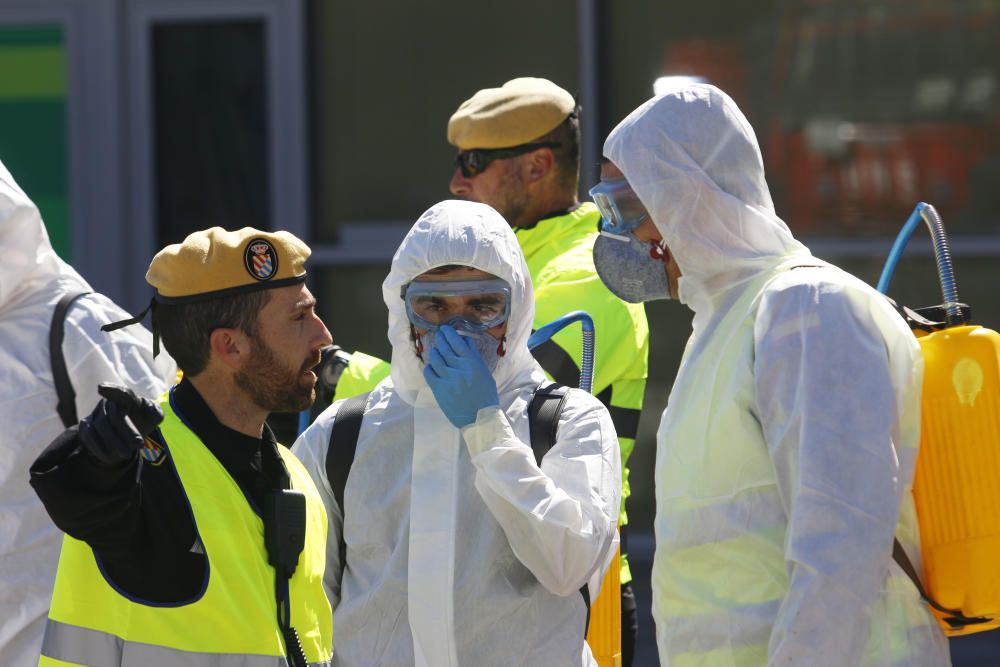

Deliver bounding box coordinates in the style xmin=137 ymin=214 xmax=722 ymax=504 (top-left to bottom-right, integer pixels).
xmin=39 ymin=395 xmax=333 ymax=667
xmin=332 ymin=350 xmax=391 ymax=403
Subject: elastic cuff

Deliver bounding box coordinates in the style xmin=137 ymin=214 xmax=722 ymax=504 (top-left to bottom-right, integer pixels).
xmin=461 ymin=405 xmax=505 ymax=457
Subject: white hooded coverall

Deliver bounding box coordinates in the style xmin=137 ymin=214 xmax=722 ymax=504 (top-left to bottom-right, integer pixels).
xmin=0 ymin=160 xmax=176 ymax=665
xmin=604 ymin=84 xmax=950 ymax=666
xmin=293 ymin=200 xmax=621 ymax=667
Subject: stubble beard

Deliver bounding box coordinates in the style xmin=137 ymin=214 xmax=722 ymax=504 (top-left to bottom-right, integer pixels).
xmin=495 ymin=164 xmax=531 ymax=229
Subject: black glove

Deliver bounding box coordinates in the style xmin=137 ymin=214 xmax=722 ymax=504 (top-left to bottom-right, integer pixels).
xmin=78 ymin=383 xmax=165 ymax=467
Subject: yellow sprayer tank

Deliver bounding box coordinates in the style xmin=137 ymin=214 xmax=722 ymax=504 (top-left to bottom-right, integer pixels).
xmin=879 ymin=202 xmax=1000 ymax=635
xmin=913 ymin=323 xmax=1000 ymax=635
xmin=585 ymin=548 xmax=622 ymax=665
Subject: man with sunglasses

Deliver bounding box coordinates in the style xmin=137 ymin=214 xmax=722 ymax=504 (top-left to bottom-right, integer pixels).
xmin=593 ymin=81 xmax=949 ymax=666
xmin=293 ymin=200 xmax=621 ymax=666
xmin=447 ymin=77 xmax=650 ymax=666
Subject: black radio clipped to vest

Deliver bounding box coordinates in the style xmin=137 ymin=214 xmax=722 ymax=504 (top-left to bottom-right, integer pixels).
xmin=264 ymin=488 xmax=309 ymax=666
xmin=263 ymin=488 xmax=306 ymax=576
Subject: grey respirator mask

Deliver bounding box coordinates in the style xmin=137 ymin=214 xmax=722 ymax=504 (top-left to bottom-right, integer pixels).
xmin=589 ymin=175 xmax=672 ymax=303
xmin=592 ymin=231 xmax=671 ymax=303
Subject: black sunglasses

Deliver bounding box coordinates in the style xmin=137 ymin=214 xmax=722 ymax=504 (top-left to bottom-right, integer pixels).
xmin=455 ymin=142 xmax=562 ymax=178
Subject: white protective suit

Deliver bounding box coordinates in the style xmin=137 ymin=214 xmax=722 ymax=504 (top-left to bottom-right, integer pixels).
xmin=0 ymin=160 xmax=176 ymax=665
xmin=293 ymin=200 xmax=621 ymax=667
xmin=604 ymin=84 xmax=950 ymax=666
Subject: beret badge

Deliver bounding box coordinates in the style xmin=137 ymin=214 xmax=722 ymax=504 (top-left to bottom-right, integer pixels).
xmin=245 ymin=238 xmax=279 ymax=281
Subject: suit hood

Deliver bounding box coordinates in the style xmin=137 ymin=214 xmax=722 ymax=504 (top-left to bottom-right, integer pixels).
xmin=604 ymin=83 xmax=811 ymax=313
xmin=383 ymin=200 xmax=541 ymax=404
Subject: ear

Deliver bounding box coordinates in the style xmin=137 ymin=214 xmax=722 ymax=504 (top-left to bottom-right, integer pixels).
xmin=523 ymin=147 xmax=555 ymax=184
xmin=209 ymin=328 xmax=251 ymax=371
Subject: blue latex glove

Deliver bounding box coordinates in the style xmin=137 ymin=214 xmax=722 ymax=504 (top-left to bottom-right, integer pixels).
xmin=423 ymin=325 xmax=500 ymax=428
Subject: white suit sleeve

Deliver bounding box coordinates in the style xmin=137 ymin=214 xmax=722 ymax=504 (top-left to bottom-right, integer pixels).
xmin=461 ymin=392 xmax=621 ymax=597
xmin=291 ymin=407 xmax=344 ymax=609
xmin=754 ymin=276 xmax=910 ymax=666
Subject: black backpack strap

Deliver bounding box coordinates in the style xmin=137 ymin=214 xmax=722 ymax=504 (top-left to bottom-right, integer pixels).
xmin=50 ymin=291 xmax=91 ymax=428
xmin=325 ymin=392 xmax=369 ymax=567
xmin=892 ymin=538 xmax=991 ymax=630
xmin=528 ymin=383 xmax=593 ymax=633
xmin=527 ymin=382 xmax=569 ymax=464
xmin=530 ymin=338 xmax=579 ymax=389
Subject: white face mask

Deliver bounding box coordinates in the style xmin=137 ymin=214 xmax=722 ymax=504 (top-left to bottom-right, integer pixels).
xmin=417 ymin=329 xmax=504 ymax=373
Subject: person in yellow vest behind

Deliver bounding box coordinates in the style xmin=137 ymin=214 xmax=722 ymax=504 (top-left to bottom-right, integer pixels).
xmin=447 ymin=77 xmax=650 ymax=666
xmin=29 ymin=227 xmax=334 ymax=667
xmin=594 ymin=81 xmax=950 ymax=666
xmin=309 ymin=346 xmax=391 ymax=415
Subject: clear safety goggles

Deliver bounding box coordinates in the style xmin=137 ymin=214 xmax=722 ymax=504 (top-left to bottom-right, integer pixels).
xmin=402 ymin=277 xmax=511 ymax=333
xmin=588 ymin=177 xmax=650 ymax=238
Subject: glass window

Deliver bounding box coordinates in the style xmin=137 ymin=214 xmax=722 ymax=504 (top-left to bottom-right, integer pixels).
xmin=306 ymin=0 xmax=581 ymax=244
xmin=603 ymin=0 xmax=1000 ymax=237
xmin=151 ymin=19 xmax=270 ymax=248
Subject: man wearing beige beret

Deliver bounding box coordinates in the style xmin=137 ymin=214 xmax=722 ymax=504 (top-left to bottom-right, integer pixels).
xmin=447 ymin=76 xmax=650 ymax=666
xmin=30 ymin=228 xmax=334 ymax=667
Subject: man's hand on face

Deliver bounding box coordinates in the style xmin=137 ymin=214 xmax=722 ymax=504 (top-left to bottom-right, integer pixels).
xmin=78 ymin=383 xmax=165 ymax=467
xmin=422 ymin=325 xmax=500 ymax=429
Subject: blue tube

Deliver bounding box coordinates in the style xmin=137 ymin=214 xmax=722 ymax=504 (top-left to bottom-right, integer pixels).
xmin=877 ymin=202 xmax=963 ymax=325
xmin=527 ymin=310 xmax=596 ymax=394
xmin=297 ymin=409 xmax=311 ymax=437
xmin=877 ymin=203 xmax=927 ymax=295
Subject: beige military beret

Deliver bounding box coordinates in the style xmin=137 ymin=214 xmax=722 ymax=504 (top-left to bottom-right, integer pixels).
xmin=447 ymin=77 xmax=577 ymax=150
xmin=147 ymin=227 xmax=310 ymax=303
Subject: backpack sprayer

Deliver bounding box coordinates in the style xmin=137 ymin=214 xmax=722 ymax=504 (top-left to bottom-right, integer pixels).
xmin=529 ymin=310 xmax=621 ymax=667
xmin=878 ymin=202 xmax=1000 ymax=636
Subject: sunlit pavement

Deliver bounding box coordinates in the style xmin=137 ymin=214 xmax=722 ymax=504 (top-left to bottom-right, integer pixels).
xmin=627 ymin=530 xmax=1000 ymax=666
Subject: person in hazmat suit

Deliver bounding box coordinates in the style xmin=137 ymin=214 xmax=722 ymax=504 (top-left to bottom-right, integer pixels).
xmin=589 ymin=81 xmax=950 ymax=666
xmin=0 ymin=158 xmax=176 ymax=666
xmin=292 ymin=199 xmax=621 ymax=667
xmin=447 ymin=77 xmax=650 ymax=665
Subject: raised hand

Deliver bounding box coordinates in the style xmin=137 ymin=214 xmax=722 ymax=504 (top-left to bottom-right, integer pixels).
xmin=422 ymin=325 xmax=500 ymax=428
xmin=78 ymin=383 xmax=165 ymax=467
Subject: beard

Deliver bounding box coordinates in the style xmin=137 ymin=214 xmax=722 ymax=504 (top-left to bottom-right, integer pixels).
xmin=234 ymin=335 xmax=319 ymax=413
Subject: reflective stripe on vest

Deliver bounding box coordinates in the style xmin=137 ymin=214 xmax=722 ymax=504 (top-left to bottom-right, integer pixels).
xmin=42 ymin=391 xmax=332 ymax=665
xmin=40 ymin=618 xmax=337 ymax=667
